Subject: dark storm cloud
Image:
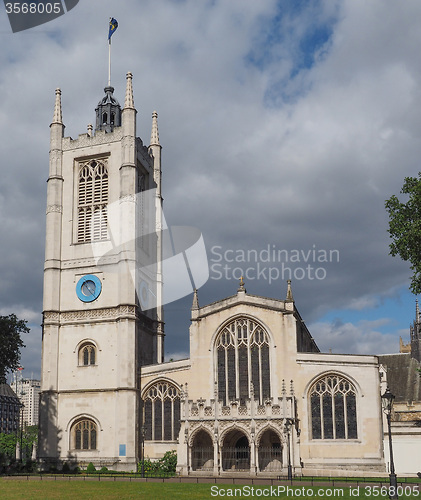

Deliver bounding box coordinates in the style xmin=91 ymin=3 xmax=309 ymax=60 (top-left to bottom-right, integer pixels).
xmin=1 ymin=0 xmax=420 ymax=376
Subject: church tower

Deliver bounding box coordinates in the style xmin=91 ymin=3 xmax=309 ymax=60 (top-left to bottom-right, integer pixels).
xmin=39 ymin=73 xmax=164 ymax=471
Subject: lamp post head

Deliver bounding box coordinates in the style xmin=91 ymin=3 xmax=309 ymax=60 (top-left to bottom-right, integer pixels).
xmin=381 ymin=386 xmax=395 ymax=414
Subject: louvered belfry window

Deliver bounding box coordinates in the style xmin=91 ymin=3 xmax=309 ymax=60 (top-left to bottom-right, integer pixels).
xmin=77 ymin=159 xmax=108 ymax=242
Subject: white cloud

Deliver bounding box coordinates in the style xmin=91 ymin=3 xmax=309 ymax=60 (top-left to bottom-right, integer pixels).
xmin=309 ymin=318 xmax=399 ymax=355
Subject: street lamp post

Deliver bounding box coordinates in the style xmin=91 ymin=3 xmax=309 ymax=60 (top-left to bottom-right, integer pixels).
xmin=19 ymin=403 xmax=24 ymax=463
xmin=284 ymin=418 xmax=293 ymax=481
xmin=381 ymin=387 xmax=399 ymax=500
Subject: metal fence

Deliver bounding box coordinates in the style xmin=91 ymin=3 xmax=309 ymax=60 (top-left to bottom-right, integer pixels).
xmin=221 ymin=447 xmax=250 ymax=471
xmin=191 ymin=447 xmax=214 ymax=471
xmin=258 ymin=446 xmax=282 ymax=472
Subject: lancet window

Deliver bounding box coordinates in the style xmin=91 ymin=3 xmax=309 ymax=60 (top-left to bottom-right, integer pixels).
xmin=77 ymin=159 xmax=108 ymax=243
xmin=143 ymin=381 xmax=181 ymax=441
xmin=309 ymin=374 xmax=358 ymax=440
xmin=215 ymin=317 xmax=271 ymax=405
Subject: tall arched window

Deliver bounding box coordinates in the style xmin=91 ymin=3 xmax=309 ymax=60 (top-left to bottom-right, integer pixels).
xmin=143 ymin=381 xmax=181 ymax=441
xmin=77 ymin=159 xmax=108 ymax=243
xmin=216 ymin=317 xmax=270 ymax=405
xmin=72 ymin=419 xmax=97 ymax=450
xmin=78 ymin=343 xmax=96 ymax=366
xmin=309 ymin=374 xmax=358 ymax=440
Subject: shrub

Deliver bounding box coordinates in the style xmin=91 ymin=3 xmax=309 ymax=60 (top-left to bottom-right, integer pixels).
xmin=86 ymin=462 xmax=96 ymax=474
xmin=99 ymin=466 xmax=108 ymax=473
xmin=138 ymin=451 xmax=177 ymax=477
xmin=158 ymin=450 xmax=177 ymax=475
xmin=61 ymin=462 xmax=71 ymax=474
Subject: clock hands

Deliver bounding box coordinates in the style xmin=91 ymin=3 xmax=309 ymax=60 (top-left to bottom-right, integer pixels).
xmin=82 ymin=281 xmax=96 ymax=297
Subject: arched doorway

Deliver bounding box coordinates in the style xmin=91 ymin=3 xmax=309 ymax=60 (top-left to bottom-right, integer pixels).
xmin=258 ymin=429 xmax=282 ymax=472
xmin=191 ymin=430 xmax=214 ymax=471
xmin=221 ymin=429 xmax=250 ymax=471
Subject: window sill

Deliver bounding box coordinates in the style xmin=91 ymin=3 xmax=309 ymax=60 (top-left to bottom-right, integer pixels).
xmin=309 ymin=439 xmax=361 ymax=443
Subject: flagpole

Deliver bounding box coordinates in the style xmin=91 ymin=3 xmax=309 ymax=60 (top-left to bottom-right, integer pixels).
xmin=108 ymin=38 xmax=111 ymax=87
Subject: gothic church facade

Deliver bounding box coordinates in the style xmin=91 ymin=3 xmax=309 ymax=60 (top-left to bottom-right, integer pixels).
xmin=39 ymin=76 xmax=386 ymax=476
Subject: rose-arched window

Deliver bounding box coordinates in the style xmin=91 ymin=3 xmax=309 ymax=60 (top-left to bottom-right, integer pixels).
xmin=143 ymin=381 xmax=181 ymax=441
xmin=309 ymin=374 xmax=358 ymax=440
xmin=215 ymin=317 xmax=270 ymax=405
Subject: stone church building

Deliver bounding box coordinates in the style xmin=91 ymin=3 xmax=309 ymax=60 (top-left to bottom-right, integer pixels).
xmin=39 ymin=74 xmax=386 ymax=476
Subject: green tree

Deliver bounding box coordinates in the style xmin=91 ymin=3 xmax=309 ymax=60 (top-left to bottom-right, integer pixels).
xmin=22 ymin=425 xmax=38 ymax=458
xmin=0 ymin=432 xmax=17 ymax=458
xmin=0 ymin=314 xmax=29 ymax=383
xmin=385 ymin=173 xmax=421 ymax=294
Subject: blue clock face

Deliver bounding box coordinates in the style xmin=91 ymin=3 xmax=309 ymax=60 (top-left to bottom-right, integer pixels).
xmin=76 ymin=275 xmax=102 ymax=302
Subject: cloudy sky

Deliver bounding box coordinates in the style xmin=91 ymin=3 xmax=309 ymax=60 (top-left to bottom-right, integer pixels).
xmin=1 ymin=0 xmax=420 ymax=381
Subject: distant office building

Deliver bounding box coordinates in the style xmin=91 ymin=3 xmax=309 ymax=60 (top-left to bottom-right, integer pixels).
xmin=0 ymin=384 xmax=20 ymax=434
xmin=10 ymin=379 xmax=41 ymax=427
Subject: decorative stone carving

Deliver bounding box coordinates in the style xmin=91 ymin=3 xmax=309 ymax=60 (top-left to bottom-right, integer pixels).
xmin=43 ymin=312 xmax=60 ymax=323
xmin=257 ymin=405 xmax=266 ymax=415
xmin=46 ymin=205 xmax=63 ymax=214
xmin=204 ymin=406 xmax=213 ymax=417
xmin=60 ymin=305 xmax=136 ymax=323
xmin=62 ymin=128 xmax=123 ymax=150
xmin=221 ymin=406 xmax=231 ymax=416
xmin=238 ymin=406 xmax=248 ymax=416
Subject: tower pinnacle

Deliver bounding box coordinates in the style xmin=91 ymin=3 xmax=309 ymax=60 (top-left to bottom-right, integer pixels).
xmin=51 ymin=88 xmax=62 ymax=125
xmin=192 ymin=289 xmax=199 ymax=310
xmin=286 ymin=280 xmax=294 ymax=301
xmin=124 ymin=72 xmax=135 ymax=109
xmin=150 ymin=111 xmax=160 ymax=146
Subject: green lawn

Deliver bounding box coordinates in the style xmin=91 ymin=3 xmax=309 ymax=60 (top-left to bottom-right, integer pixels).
xmin=0 ymin=479 xmax=420 ymax=499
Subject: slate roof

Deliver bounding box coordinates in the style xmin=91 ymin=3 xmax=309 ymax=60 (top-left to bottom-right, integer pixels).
xmin=0 ymin=383 xmax=19 ymax=399
xmin=378 ymin=353 xmax=421 ymax=403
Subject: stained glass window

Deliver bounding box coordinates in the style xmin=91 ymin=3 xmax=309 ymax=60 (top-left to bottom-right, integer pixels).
xmin=73 ymin=419 xmax=97 ymax=450
xmin=143 ymin=381 xmax=181 ymax=441
xmin=309 ymin=375 xmax=358 ymax=440
xmin=215 ymin=317 xmax=271 ymax=405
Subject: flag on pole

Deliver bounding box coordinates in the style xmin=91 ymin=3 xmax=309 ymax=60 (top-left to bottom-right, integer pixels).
xmin=108 ymin=18 xmax=118 ymax=40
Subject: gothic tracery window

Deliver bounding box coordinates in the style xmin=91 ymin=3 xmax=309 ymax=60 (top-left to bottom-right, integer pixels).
xmin=143 ymin=381 xmax=181 ymax=441
xmin=72 ymin=419 xmax=97 ymax=450
xmin=309 ymin=374 xmax=358 ymax=440
xmin=216 ymin=317 xmax=271 ymax=405
xmin=77 ymin=159 xmax=108 ymax=243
